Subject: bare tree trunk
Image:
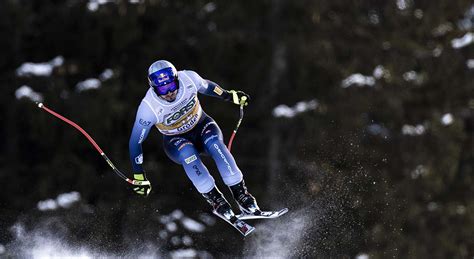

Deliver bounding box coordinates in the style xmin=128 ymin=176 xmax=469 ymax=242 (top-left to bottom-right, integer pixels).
xmin=455 ymin=108 xmax=474 ymax=192
xmin=266 ymin=0 xmax=287 ymax=199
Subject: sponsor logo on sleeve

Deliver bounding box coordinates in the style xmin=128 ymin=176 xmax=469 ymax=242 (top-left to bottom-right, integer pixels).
xmin=135 ymin=154 xmax=143 ymax=164
xmin=138 ymin=129 xmax=146 ymax=144
xmin=139 ymin=119 xmax=151 ymax=126
xmin=184 ymin=154 xmax=197 ymax=164
xmin=213 ymin=86 xmax=224 ymax=95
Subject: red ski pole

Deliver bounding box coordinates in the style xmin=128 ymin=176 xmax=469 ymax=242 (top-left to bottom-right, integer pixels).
xmin=227 ymin=96 xmax=247 ymax=152
xmin=36 ymin=102 xmax=147 ymax=186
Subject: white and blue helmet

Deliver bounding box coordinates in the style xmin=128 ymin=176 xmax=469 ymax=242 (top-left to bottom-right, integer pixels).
xmin=147 ymin=60 xmax=178 ymax=95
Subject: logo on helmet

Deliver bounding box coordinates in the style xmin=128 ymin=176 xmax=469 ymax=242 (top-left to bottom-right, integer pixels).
xmin=157 ymin=73 xmax=170 ymax=84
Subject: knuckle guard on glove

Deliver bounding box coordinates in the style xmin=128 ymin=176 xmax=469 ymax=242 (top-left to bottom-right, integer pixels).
xmin=228 ymin=90 xmax=250 ymax=106
xmin=132 ymin=173 xmax=152 ymax=196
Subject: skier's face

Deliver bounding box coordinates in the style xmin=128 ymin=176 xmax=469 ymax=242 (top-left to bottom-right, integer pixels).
xmin=160 ymin=89 xmax=178 ymax=102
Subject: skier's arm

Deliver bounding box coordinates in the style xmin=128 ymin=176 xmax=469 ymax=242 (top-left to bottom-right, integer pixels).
xmin=129 ymin=102 xmax=156 ymax=173
xmin=129 ymin=103 xmax=156 ymax=196
xmin=199 ymin=79 xmax=232 ymax=100
xmin=188 ymin=70 xmax=250 ymax=105
xmin=204 ymin=81 xmax=250 ymax=106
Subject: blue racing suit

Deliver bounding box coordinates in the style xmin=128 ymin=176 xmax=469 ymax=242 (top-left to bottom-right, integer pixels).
xmin=128 ymin=70 xmax=243 ymax=193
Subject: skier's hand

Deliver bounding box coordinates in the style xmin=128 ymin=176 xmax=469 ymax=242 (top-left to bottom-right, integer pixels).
xmin=226 ymin=90 xmax=250 ymax=106
xmin=132 ymin=173 xmax=152 ymax=196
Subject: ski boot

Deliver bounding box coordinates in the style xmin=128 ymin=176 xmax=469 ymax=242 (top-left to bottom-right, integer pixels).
xmin=202 ymin=187 xmax=236 ymax=221
xmin=229 ymin=180 xmax=261 ymax=215
xmin=202 ymin=186 xmax=256 ymax=236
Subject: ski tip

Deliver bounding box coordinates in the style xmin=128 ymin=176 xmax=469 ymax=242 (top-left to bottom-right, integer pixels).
xmin=236 ymin=208 xmax=289 ymax=220
xmin=36 ymin=102 xmax=44 ymax=108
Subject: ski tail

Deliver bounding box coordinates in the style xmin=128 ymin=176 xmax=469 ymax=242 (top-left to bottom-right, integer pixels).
xmin=212 ymin=210 xmax=255 ymax=236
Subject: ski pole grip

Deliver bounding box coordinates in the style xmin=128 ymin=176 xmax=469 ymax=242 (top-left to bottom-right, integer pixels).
xmin=240 ymin=96 xmax=247 ymax=106
xmin=132 ymin=180 xmax=150 ymax=186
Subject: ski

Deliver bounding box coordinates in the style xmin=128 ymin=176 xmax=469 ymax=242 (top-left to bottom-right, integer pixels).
xmin=236 ymin=208 xmax=289 ymax=220
xmin=212 ymin=210 xmax=255 ymax=236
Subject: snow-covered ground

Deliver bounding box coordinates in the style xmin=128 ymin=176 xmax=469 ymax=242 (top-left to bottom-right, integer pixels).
xmin=16 ymin=56 xmax=64 ymax=77
xmin=37 ymin=192 xmax=81 ymax=211
xmin=5 ymin=191 xmax=220 ymax=258
xmin=467 ymin=59 xmax=474 ymax=69
xmin=76 ymin=69 xmax=115 ymax=92
xmin=273 ymin=99 xmax=319 ymax=118
xmin=340 ymin=65 xmax=391 ymax=88
xmin=402 ymin=124 xmax=426 ymax=136
xmin=14 ymin=54 xmax=116 ymax=103
xmin=87 ymin=0 xmax=142 ymax=12
xmin=341 ymin=73 xmax=375 ymax=88
xmin=15 ymin=85 xmax=43 ymax=102
xmin=7 ymin=222 xmax=163 ymax=259
xmin=4 ymin=189 xmax=321 ymax=258
xmin=451 ymin=32 xmax=474 ymax=49
xmin=441 ymin=113 xmax=454 ymax=125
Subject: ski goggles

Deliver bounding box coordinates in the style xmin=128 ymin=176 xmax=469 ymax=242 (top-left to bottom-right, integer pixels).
xmin=152 ymin=80 xmax=178 ymax=95
xmin=148 ymin=68 xmax=178 ymax=95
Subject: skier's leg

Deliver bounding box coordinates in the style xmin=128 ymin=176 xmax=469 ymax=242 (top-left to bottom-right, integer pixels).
xmin=163 ymin=136 xmax=215 ymax=193
xmin=201 ymin=121 xmax=260 ymax=214
xmin=164 ymin=135 xmax=236 ymax=216
xmin=201 ymin=121 xmax=243 ymax=186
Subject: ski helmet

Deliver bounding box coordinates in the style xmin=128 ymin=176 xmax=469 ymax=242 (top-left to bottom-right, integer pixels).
xmin=147 ymin=60 xmax=178 ymax=95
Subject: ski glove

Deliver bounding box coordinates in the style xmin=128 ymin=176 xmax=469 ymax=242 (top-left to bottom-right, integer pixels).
xmin=132 ymin=173 xmax=152 ymax=196
xmin=226 ymin=90 xmax=250 ymax=106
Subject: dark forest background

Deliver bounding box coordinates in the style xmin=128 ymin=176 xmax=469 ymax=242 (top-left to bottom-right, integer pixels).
xmin=0 ymin=0 xmax=473 ymax=258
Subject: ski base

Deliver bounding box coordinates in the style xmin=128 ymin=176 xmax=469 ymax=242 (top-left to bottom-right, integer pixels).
xmin=236 ymin=208 xmax=289 ymax=220
xmin=212 ymin=210 xmax=255 ymax=236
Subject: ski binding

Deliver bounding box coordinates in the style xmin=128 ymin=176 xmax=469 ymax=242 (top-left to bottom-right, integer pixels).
xmin=236 ymin=208 xmax=289 ymax=220
xmin=212 ymin=210 xmax=255 ymax=236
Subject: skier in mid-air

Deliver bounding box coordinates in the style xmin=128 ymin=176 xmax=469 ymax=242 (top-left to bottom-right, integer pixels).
xmin=128 ymin=60 xmax=260 ymax=220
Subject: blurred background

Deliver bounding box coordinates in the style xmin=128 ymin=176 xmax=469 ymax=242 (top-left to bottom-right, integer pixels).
xmin=1 ymin=0 xmax=473 ymax=258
